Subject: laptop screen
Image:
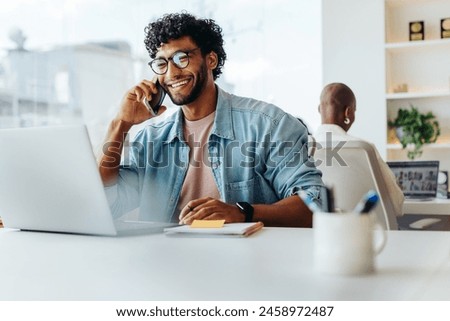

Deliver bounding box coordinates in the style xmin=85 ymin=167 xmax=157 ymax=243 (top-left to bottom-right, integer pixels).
xmin=387 ymin=160 xmax=439 ymax=199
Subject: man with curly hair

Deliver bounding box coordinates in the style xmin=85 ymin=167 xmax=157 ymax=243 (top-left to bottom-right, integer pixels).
xmin=98 ymin=12 xmax=323 ymax=227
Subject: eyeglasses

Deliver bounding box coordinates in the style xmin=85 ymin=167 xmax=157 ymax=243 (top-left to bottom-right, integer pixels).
xmin=148 ymin=48 xmax=200 ymax=75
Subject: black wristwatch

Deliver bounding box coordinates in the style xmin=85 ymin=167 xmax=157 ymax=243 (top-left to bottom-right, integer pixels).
xmin=236 ymin=202 xmax=254 ymax=222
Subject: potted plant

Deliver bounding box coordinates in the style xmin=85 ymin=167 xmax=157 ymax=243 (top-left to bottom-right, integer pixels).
xmin=388 ymin=105 xmax=440 ymax=160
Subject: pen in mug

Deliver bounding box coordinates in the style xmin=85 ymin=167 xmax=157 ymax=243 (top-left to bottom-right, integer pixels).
xmin=322 ymin=185 xmax=335 ymax=212
xmin=353 ymin=190 xmax=379 ymax=214
xmin=298 ymin=190 xmax=322 ymax=213
xmin=319 ymin=186 xmax=328 ymax=213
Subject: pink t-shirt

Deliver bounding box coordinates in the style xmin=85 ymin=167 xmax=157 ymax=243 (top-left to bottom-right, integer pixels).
xmin=177 ymin=112 xmax=221 ymax=210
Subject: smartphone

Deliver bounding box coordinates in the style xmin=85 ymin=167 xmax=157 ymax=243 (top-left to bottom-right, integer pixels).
xmin=143 ymin=80 xmax=166 ymax=116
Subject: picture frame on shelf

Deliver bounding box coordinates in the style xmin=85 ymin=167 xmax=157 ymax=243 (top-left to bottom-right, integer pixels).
xmin=409 ymin=21 xmax=424 ymax=41
xmin=442 ymin=18 xmax=450 ymax=39
xmin=437 ymin=171 xmax=448 ymax=199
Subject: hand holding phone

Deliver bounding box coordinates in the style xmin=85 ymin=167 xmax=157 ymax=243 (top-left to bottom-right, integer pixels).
xmin=143 ymin=80 xmax=166 ymax=116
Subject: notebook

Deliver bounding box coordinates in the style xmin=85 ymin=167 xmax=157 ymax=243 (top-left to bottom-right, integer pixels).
xmin=164 ymin=222 xmax=264 ymax=237
xmin=0 ymin=125 xmax=177 ymax=236
xmin=387 ymin=160 xmax=439 ymax=200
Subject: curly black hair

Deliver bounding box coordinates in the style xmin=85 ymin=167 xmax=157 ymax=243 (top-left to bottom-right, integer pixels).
xmin=144 ymin=12 xmax=227 ymax=80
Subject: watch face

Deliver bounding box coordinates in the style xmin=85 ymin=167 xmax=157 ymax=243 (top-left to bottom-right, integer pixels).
xmin=237 ymin=202 xmax=251 ymax=212
xmin=236 ymin=202 xmax=253 ymax=222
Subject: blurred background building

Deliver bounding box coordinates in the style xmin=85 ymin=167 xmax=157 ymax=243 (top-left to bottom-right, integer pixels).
xmin=0 ymin=0 xmax=322 ymax=146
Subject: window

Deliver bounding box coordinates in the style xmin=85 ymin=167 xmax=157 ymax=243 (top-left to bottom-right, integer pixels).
xmin=0 ymin=0 xmax=322 ymax=137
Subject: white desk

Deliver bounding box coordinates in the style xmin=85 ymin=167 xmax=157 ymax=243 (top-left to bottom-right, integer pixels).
xmin=404 ymin=198 xmax=450 ymax=215
xmin=401 ymin=199 xmax=450 ymax=230
xmin=0 ymin=228 xmax=449 ymax=301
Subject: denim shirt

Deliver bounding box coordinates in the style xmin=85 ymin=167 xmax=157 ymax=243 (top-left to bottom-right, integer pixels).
xmin=105 ymin=87 xmax=323 ymax=222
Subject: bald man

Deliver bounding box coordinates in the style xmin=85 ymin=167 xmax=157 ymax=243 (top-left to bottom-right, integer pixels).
xmin=318 ymin=82 xmax=356 ymax=131
xmin=314 ymin=82 xmax=404 ymax=218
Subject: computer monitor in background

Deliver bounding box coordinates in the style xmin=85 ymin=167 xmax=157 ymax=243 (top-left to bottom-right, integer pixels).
xmin=387 ymin=160 xmax=439 ymax=200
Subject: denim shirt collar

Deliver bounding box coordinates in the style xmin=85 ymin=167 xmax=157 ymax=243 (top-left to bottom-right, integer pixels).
xmin=165 ymin=110 xmax=185 ymax=144
xmin=210 ymin=87 xmax=235 ymax=141
xmin=165 ymin=86 xmax=235 ymax=144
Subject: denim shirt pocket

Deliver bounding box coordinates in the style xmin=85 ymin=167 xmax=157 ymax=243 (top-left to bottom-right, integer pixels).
xmin=224 ymin=177 xmax=259 ymax=203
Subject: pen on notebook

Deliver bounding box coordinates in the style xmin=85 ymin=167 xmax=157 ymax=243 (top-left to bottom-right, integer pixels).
xmin=298 ymin=190 xmax=322 ymax=213
xmin=353 ymin=190 xmax=379 ymax=214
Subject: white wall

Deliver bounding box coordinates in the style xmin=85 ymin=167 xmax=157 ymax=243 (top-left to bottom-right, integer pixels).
xmin=321 ymin=0 xmax=386 ymax=158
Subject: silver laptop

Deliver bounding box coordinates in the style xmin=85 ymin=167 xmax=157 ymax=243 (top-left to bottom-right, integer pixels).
xmin=387 ymin=160 xmax=439 ymax=201
xmin=0 ymin=125 xmax=177 ymax=236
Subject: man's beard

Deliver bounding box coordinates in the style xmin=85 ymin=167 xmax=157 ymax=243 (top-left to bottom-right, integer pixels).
xmin=168 ymin=62 xmax=207 ymax=106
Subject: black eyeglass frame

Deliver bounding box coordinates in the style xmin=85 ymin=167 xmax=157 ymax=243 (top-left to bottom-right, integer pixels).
xmin=148 ymin=47 xmax=201 ymax=75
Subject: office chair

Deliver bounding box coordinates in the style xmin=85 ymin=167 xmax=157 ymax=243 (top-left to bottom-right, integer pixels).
xmin=313 ymin=140 xmax=399 ymax=230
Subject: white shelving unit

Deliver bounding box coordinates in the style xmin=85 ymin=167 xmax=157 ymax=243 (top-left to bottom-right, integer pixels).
xmin=386 ymin=91 xmax=450 ymax=100
xmin=385 ymin=0 xmax=450 ymax=169
xmin=387 ymin=143 xmax=450 ymax=150
xmin=385 ymin=38 xmax=450 ymax=51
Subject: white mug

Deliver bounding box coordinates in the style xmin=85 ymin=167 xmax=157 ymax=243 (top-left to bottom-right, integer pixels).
xmin=313 ymin=212 xmax=387 ymax=275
